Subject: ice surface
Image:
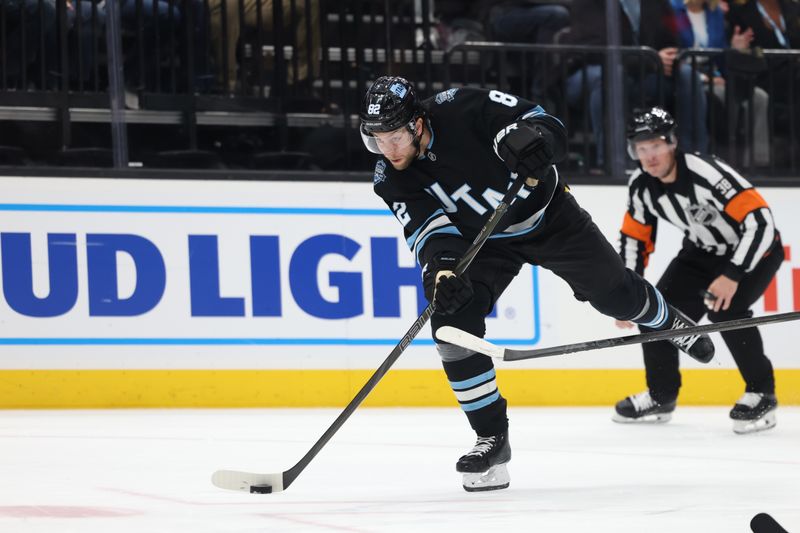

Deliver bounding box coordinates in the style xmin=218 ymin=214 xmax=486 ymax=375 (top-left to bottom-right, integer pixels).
xmin=0 ymin=407 xmax=798 ymax=532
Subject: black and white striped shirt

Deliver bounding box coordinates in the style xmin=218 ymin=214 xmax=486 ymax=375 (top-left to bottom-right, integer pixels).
xmin=619 ymin=151 xmax=778 ymax=281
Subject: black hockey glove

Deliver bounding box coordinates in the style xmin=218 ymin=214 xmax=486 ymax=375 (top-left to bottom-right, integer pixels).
xmin=495 ymin=121 xmax=554 ymax=180
xmin=422 ymin=255 xmax=474 ymax=315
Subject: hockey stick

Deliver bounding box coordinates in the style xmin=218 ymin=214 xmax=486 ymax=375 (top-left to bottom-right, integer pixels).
xmin=435 ymin=311 xmax=800 ymax=362
xmin=212 ymin=176 xmax=528 ymax=494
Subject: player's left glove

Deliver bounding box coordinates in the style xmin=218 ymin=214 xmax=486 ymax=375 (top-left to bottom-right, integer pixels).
xmin=495 ymin=121 xmax=554 ymax=180
xmin=423 ymin=254 xmax=474 ymax=315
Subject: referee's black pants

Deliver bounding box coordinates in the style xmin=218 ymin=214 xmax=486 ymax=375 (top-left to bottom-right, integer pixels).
xmin=642 ymin=238 xmax=784 ymax=401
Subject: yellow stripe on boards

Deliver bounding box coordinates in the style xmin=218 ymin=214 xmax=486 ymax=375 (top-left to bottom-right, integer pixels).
xmin=1 ymin=369 xmax=798 ymax=408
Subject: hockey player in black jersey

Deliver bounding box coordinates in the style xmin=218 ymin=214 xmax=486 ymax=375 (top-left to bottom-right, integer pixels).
xmin=359 ymin=77 xmax=715 ymax=491
xmin=615 ymin=107 xmax=782 ymax=434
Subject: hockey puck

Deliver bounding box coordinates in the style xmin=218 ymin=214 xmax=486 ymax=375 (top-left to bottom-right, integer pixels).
xmin=250 ymin=484 xmax=272 ymax=494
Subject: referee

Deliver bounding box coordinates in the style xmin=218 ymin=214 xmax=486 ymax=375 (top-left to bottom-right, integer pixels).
xmin=613 ymin=107 xmax=783 ymax=434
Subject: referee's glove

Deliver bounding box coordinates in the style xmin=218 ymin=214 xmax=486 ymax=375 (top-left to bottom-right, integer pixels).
xmin=423 ymin=255 xmax=473 ymax=315
xmin=496 ymin=121 xmax=554 ymax=180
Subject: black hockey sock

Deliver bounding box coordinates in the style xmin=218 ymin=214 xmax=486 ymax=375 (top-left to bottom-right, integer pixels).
xmin=442 ymin=353 xmax=508 ymax=437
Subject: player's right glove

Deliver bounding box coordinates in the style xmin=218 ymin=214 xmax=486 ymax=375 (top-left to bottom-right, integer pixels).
xmin=495 ymin=121 xmax=554 ymax=180
xmin=422 ymin=255 xmax=474 ymax=315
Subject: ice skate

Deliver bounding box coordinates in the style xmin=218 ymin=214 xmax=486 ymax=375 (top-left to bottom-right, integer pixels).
xmin=664 ymin=305 xmax=715 ymax=363
xmin=730 ymin=393 xmax=777 ymax=434
xmin=613 ymin=391 xmax=676 ymax=423
xmin=462 ymin=463 xmax=510 ymax=492
xmin=457 ymin=432 xmax=511 ymax=492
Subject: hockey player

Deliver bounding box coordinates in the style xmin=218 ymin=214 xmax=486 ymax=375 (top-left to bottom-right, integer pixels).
xmin=614 ymin=107 xmax=782 ymax=434
xmin=359 ymin=77 xmax=715 ymax=492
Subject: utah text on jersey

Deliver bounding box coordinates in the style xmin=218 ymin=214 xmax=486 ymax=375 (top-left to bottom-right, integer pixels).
xmin=373 ymin=87 xmax=567 ymax=268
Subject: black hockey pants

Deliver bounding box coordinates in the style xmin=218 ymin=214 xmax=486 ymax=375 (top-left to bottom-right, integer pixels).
xmin=435 ymin=186 xmax=669 ymax=436
xmin=642 ymin=237 xmax=784 ymax=401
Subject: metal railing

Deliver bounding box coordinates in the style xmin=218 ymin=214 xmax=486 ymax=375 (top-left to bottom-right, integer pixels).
xmin=0 ymin=0 xmax=441 ymax=170
xmin=0 ymin=0 xmax=798 ymax=179
xmin=445 ymin=41 xmax=665 ymax=176
xmin=677 ymin=48 xmax=799 ymax=176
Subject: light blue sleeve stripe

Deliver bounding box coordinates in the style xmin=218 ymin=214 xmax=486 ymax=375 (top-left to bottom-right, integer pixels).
xmin=415 ymin=226 xmax=462 ymax=264
xmin=519 ymin=105 xmax=565 ymax=129
xmin=449 ymin=368 xmax=496 ymax=391
xmin=638 ymin=289 xmax=668 ymax=329
xmin=461 ymin=391 xmax=501 ymax=412
xmin=489 ymin=213 xmax=545 ymax=240
xmin=406 ymin=209 xmax=445 ymax=249
xmin=519 ymin=105 xmax=545 ymax=119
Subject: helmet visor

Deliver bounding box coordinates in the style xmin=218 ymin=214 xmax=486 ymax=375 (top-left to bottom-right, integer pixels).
xmin=360 ymin=123 xmax=417 ymax=155
xmin=627 ymin=135 xmax=674 ymax=160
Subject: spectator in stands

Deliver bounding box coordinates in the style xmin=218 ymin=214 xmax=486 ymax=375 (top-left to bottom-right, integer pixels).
xmin=4 ymin=0 xmax=99 ymax=91
xmin=485 ymin=1 xmax=571 ymax=99
xmin=562 ymin=0 xmax=709 ymax=168
xmin=727 ymin=0 xmax=800 ymax=140
xmin=487 ymin=1 xmax=571 ymax=50
xmin=4 ymin=0 xmax=57 ymax=88
xmin=433 ymin=1 xmax=489 ymax=52
xmin=671 ymin=0 xmax=770 ymax=166
xmin=728 ymin=0 xmax=800 ymax=50
xmin=208 ymin=0 xmax=320 ymax=94
xmin=68 ymin=0 xmax=103 ymax=89
xmin=65 ymin=0 xmax=210 ymax=95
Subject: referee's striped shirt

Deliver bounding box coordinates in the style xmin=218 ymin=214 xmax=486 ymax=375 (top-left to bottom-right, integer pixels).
xmin=619 ymin=151 xmax=778 ymax=281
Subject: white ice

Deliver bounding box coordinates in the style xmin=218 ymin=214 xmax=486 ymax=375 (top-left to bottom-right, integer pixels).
xmin=1 ymin=407 xmax=798 ymax=532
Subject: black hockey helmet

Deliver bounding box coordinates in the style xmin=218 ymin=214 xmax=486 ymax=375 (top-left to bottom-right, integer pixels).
xmin=626 ymin=106 xmax=677 ymax=159
xmin=360 ymin=76 xmax=424 ymax=154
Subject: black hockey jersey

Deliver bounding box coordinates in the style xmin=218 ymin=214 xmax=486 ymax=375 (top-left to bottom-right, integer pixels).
xmin=620 ymin=150 xmax=778 ymax=281
xmin=372 ymin=87 xmax=568 ymax=267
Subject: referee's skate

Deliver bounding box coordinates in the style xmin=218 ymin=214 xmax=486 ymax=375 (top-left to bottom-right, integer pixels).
xmin=731 ymin=393 xmax=778 ymax=434
xmin=613 ymin=391 xmax=677 ymax=424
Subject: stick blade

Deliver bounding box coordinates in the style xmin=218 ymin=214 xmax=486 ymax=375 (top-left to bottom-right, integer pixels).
xmin=435 ymin=326 xmax=505 ymax=359
xmin=212 ymin=470 xmax=285 ymax=493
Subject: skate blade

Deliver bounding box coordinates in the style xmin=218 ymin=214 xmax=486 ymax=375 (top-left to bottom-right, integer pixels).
xmin=462 ymin=463 xmax=510 ymax=492
xmin=733 ymin=411 xmax=776 ymax=434
xmin=612 ymin=412 xmax=672 ymax=424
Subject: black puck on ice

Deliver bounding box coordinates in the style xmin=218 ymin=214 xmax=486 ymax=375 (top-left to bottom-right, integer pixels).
xmin=250 ymin=484 xmax=272 ymax=494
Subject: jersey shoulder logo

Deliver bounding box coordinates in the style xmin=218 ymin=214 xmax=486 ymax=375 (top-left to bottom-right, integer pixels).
xmin=373 ymin=159 xmax=387 ymax=185
xmin=685 ymin=204 xmax=719 ymax=226
xmin=434 ymin=88 xmax=459 ymax=104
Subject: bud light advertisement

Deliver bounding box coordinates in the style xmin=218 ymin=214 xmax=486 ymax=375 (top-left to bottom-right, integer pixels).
xmin=0 ymin=178 xmax=539 ymax=348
